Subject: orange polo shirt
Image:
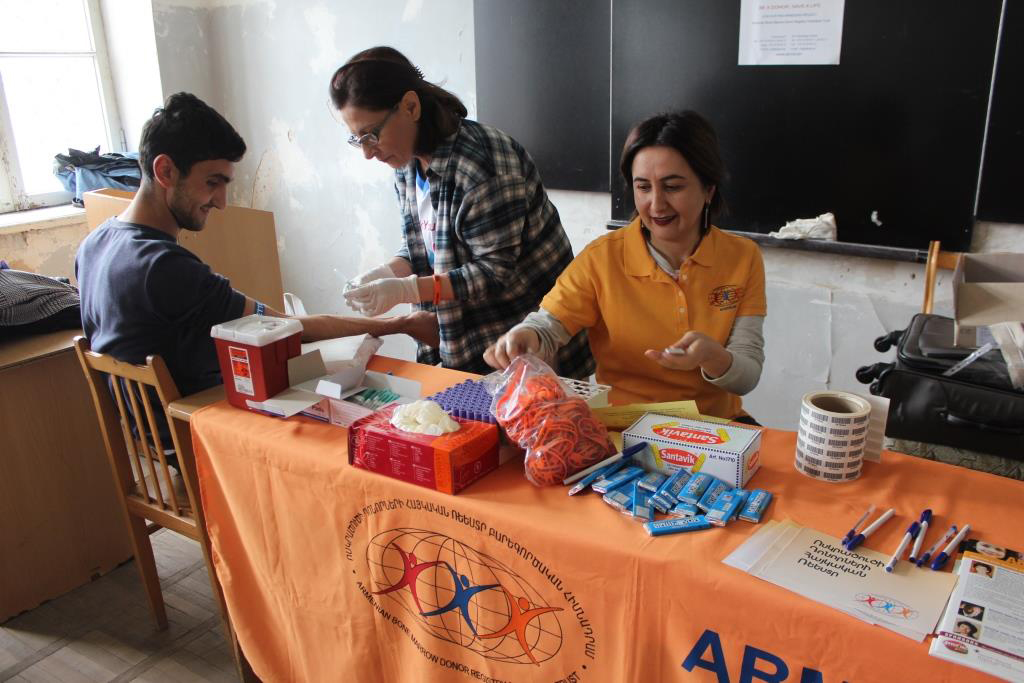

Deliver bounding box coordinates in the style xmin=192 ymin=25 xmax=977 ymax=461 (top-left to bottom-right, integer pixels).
xmin=541 ymin=218 xmax=766 ymax=418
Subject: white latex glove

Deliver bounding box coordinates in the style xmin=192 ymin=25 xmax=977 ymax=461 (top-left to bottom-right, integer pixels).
xmin=343 ymin=274 xmax=420 ymax=317
xmin=483 ymin=325 xmax=541 ymax=370
xmin=343 ymin=263 xmax=396 ymax=295
xmin=390 ymin=400 xmax=460 ymax=435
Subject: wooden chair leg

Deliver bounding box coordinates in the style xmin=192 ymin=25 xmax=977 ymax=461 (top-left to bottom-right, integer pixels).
xmin=126 ymin=515 xmax=168 ymax=630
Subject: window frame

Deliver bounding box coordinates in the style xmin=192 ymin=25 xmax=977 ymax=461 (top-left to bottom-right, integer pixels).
xmin=0 ymin=0 xmax=124 ymax=214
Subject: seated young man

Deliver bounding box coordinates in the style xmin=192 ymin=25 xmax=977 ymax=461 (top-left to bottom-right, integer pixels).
xmin=76 ymin=93 xmax=434 ymax=458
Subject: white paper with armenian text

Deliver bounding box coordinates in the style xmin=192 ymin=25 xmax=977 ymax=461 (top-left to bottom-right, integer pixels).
xmin=729 ymin=519 xmax=957 ymax=641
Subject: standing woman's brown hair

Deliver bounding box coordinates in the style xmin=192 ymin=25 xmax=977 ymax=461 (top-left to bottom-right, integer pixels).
xmin=332 ymin=46 xmax=594 ymax=378
xmin=329 ymin=46 xmax=467 ymax=156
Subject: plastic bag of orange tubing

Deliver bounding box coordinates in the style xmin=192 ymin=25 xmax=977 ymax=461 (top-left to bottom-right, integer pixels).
xmin=485 ymin=354 xmax=615 ymax=486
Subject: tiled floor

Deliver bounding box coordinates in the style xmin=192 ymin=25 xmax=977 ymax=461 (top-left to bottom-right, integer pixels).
xmin=1 ymin=530 xmax=238 ymax=682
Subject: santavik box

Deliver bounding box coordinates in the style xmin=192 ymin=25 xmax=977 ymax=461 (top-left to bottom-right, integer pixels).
xmin=622 ymin=413 xmax=762 ymax=489
xmin=348 ymin=404 xmax=499 ymax=494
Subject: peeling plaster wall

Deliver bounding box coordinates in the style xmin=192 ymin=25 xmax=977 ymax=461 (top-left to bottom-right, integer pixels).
xmin=1 ymin=221 xmax=91 ymax=282
xmin=150 ymin=0 xmax=475 ymax=360
xmin=152 ymin=0 xmax=220 ymax=109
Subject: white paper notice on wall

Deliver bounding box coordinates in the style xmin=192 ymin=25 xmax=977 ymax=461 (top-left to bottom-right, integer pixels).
xmin=738 ymin=0 xmax=846 ymax=66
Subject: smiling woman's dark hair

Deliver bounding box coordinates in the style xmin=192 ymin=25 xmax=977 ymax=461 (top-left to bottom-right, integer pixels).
xmin=329 ymin=46 xmax=467 ymax=156
xmin=619 ymin=110 xmax=727 ymax=234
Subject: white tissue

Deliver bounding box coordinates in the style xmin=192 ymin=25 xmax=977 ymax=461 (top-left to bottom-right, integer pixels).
xmin=389 ymin=400 xmax=460 ymax=435
xmin=768 ymin=212 xmax=837 ymax=240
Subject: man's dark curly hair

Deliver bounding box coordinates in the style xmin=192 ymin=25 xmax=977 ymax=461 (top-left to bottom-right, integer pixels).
xmin=138 ymin=92 xmax=246 ymax=180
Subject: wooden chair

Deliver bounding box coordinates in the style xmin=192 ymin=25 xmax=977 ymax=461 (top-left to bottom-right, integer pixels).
xmin=73 ymin=336 xmax=257 ymax=681
xmin=922 ymin=240 xmax=963 ymax=314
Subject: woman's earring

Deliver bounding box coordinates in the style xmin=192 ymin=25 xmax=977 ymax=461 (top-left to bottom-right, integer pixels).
xmin=702 ymin=203 xmax=710 ymax=233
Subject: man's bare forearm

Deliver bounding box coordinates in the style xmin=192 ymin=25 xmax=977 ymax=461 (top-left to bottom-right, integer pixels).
xmin=241 ymin=295 xmax=436 ymax=347
xmin=298 ymin=314 xmax=404 ymax=342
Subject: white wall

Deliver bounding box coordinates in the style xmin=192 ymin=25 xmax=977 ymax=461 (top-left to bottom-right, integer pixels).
xmin=144 ymin=1 xmax=1024 ymax=430
xmin=151 ymin=1 xmax=219 ymax=109
xmin=150 ymin=0 xmax=475 ymax=360
xmin=99 ymin=0 xmax=164 ymax=151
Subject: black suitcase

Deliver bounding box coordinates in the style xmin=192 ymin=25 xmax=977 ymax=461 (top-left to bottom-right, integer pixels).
xmin=857 ymin=314 xmax=1024 ymax=460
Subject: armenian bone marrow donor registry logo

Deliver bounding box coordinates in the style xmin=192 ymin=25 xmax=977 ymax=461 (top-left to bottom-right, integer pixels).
xmin=708 ymin=284 xmax=744 ymax=310
xmin=354 ymin=521 xmax=595 ymax=676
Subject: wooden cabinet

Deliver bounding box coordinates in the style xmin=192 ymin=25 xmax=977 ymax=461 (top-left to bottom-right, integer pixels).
xmin=0 ymin=330 xmax=132 ymax=622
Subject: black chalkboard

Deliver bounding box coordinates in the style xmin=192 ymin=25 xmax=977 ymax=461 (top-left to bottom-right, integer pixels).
xmin=611 ymin=1 xmax=1002 ymax=252
xmin=474 ymin=0 xmax=610 ymax=192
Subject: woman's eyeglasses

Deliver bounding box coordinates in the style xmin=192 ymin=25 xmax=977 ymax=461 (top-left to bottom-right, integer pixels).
xmin=347 ymin=106 xmax=398 ymax=149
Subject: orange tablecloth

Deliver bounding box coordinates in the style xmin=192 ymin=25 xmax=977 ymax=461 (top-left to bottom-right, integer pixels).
xmin=190 ymin=358 xmax=1023 ymax=683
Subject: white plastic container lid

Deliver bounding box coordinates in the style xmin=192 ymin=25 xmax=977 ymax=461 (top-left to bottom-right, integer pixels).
xmin=210 ymin=314 xmax=303 ymax=346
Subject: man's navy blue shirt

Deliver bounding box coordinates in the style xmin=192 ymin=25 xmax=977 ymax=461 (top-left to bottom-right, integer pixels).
xmin=76 ymin=217 xmax=246 ymax=397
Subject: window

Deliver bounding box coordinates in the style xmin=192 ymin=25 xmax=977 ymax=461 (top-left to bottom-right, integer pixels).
xmin=0 ymin=0 xmax=122 ymax=213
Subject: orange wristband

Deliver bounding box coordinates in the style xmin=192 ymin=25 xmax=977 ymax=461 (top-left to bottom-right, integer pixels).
xmin=432 ymin=274 xmax=442 ymax=306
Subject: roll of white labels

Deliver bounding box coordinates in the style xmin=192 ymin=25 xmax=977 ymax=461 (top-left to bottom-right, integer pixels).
xmin=795 ymin=391 xmax=877 ymax=483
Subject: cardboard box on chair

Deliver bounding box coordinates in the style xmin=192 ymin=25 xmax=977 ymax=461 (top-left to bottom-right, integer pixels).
xmin=953 ymin=252 xmax=1024 ymax=347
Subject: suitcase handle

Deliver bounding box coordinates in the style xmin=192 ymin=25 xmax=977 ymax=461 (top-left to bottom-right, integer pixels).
xmin=942 ymin=412 xmax=1024 ymax=435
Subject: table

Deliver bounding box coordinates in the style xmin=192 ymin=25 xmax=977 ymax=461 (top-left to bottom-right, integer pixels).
xmin=0 ymin=329 xmax=132 ymax=621
xmin=184 ymin=357 xmax=1024 ymax=683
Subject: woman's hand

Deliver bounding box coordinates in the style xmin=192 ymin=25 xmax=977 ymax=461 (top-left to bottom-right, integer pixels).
xmin=645 ymin=331 xmax=733 ymax=378
xmin=343 ymin=263 xmax=396 ymax=294
xmin=344 ymin=275 xmax=420 ymax=317
xmin=483 ymin=327 xmax=541 ymax=370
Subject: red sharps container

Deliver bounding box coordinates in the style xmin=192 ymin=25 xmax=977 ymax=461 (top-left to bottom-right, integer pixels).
xmin=210 ymin=315 xmax=302 ymax=410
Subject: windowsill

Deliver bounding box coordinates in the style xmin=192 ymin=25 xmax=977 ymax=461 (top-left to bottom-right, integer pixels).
xmin=0 ymin=204 xmax=87 ymax=235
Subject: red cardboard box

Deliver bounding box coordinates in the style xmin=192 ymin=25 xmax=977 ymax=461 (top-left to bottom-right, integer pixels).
xmin=211 ymin=315 xmax=302 ymax=410
xmin=348 ymin=405 xmax=499 ymax=494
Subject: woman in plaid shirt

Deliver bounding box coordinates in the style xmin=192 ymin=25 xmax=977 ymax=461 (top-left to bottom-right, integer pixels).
xmin=331 ymin=47 xmax=593 ymax=378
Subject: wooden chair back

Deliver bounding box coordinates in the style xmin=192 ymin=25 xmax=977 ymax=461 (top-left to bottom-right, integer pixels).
xmin=72 ymin=337 xmax=200 ymax=538
xmin=922 ymin=240 xmax=963 ymax=314
xmin=74 ymin=336 xmax=257 ymax=679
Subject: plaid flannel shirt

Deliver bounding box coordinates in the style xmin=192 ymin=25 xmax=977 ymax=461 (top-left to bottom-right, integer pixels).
xmin=395 ymin=119 xmax=594 ymax=378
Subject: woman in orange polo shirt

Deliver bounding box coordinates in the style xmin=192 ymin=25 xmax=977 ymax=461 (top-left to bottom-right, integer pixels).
xmin=483 ymin=111 xmax=766 ymax=423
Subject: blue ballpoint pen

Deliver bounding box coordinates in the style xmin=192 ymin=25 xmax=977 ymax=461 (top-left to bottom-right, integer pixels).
xmin=908 ymin=509 xmax=932 ymax=563
xmin=565 ymin=441 xmax=648 ymax=493
xmin=567 ymin=458 xmax=630 ymax=495
xmin=847 ymin=508 xmax=894 ymax=551
xmin=931 ymin=524 xmax=971 ymax=570
xmin=885 ymin=521 xmax=919 ymax=572
xmin=842 ymin=504 xmax=876 ymax=546
xmin=917 ymin=525 xmax=956 ymax=568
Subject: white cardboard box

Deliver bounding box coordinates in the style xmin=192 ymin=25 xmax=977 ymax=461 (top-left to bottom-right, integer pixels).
xmin=242 ymin=335 xmax=411 ymax=418
xmin=953 ymin=252 xmax=1024 ymax=347
xmin=622 ymin=413 xmax=762 ymax=489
